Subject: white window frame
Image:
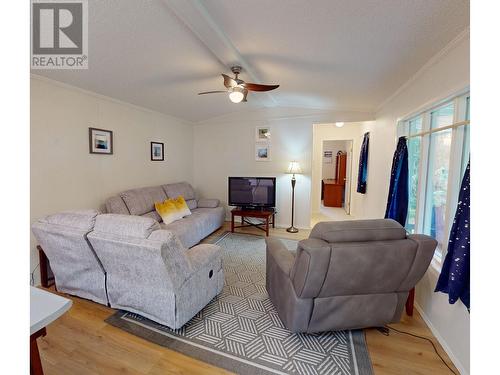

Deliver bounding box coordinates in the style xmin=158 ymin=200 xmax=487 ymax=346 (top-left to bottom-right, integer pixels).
xmin=398 ymin=90 xmax=470 ymax=271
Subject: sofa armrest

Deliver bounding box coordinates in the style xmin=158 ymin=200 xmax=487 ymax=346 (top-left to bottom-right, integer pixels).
xmin=265 ymin=238 xmax=295 ymax=276
xmin=185 ymin=244 xmax=222 ymax=271
xmin=197 ymin=199 xmax=220 ymax=208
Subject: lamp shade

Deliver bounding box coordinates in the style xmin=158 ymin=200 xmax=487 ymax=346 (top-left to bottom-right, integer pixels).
xmin=229 ymin=87 xmax=245 ymax=103
xmin=286 ymin=161 xmax=302 ymax=174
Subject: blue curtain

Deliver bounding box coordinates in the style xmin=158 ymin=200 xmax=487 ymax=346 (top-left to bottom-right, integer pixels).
xmin=357 ymin=132 xmax=369 ymax=194
xmin=435 ymin=161 xmax=470 ymax=309
xmin=384 ymin=137 xmax=409 ymax=226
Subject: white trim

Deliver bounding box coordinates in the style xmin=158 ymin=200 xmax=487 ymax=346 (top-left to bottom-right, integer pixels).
xmin=414 ymin=303 xmax=469 ymax=375
xmin=377 ymin=27 xmax=470 ymax=113
xmin=398 ymin=86 xmax=470 ymax=123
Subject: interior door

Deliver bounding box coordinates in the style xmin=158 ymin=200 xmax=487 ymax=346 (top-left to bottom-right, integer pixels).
xmin=344 ymin=141 xmax=353 ymax=214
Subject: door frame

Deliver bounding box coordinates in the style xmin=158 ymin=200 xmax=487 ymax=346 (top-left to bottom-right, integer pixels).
xmin=319 ymin=139 xmax=354 ymax=215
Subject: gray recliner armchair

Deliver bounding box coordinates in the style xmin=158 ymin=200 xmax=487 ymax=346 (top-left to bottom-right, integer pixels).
xmin=88 ymin=214 xmax=224 ymax=328
xmin=265 ymin=219 xmax=437 ymax=332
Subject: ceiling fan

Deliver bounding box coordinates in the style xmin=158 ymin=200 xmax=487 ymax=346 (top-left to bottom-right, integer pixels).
xmin=198 ymin=66 xmax=279 ymax=103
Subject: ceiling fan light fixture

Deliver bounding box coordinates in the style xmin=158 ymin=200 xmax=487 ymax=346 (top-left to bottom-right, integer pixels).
xmin=229 ymin=87 xmax=245 ymax=103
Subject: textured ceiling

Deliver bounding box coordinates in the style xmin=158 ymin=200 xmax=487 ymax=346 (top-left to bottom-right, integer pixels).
xmin=33 ymin=0 xmax=469 ymax=122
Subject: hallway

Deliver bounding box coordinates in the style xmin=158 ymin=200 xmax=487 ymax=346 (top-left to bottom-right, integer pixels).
xmin=311 ymin=202 xmax=357 ymax=226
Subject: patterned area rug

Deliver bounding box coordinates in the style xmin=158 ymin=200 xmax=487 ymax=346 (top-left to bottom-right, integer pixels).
xmin=106 ymin=232 xmax=373 ymax=375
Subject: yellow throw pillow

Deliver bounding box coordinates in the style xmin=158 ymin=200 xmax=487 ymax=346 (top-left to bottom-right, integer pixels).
xmin=155 ymin=199 xmax=180 ymax=225
xmin=173 ymin=195 xmax=192 ymax=218
xmin=154 ymin=196 xmax=191 ymax=225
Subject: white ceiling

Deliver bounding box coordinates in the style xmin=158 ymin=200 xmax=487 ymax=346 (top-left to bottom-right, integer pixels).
xmin=33 ymin=0 xmax=469 ymax=122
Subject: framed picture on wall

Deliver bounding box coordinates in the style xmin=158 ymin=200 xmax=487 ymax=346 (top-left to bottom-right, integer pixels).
xmin=89 ymin=127 xmax=113 ymax=154
xmin=323 ymin=150 xmax=333 ymax=163
xmin=151 ymin=142 xmax=164 ymax=161
xmin=255 ymin=126 xmax=271 ymax=141
xmin=255 ymin=142 xmax=271 ymax=161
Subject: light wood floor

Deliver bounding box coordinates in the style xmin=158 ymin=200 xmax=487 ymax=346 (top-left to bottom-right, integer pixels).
xmin=37 ymin=223 xmax=459 ymax=375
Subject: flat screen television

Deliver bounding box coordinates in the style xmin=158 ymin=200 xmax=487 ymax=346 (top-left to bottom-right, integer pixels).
xmin=228 ymin=177 xmax=276 ymax=208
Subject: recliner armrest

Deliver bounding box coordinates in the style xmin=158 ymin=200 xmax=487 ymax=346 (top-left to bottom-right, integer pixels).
xmin=265 ymin=238 xmax=295 ymax=276
xmin=398 ymin=234 xmax=438 ymax=290
xmin=197 ymin=199 xmax=220 ymax=208
xmin=185 ymin=244 xmax=222 ymax=271
xmin=291 ymin=238 xmax=331 ymax=298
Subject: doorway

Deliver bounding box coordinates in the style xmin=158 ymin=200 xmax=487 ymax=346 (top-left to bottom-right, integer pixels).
xmin=319 ymin=140 xmax=353 ymax=218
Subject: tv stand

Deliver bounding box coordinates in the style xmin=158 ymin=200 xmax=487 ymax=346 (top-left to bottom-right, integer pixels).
xmin=238 ymin=206 xmax=275 ymax=212
xmin=231 ymin=207 xmax=275 ymax=236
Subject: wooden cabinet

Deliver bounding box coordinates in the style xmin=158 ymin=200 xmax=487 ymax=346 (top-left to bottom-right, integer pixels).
xmin=323 ymin=151 xmax=347 ymax=208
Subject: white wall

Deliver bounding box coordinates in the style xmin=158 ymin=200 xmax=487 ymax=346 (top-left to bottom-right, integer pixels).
xmin=360 ymin=32 xmax=470 ymax=374
xmin=321 ymin=140 xmax=348 ymax=179
xmin=30 ymin=76 xmax=194 ymax=284
xmin=193 ymin=109 xmax=373 ymax=229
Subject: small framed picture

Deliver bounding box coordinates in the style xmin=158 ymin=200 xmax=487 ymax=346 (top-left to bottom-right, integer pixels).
xmin=256 ymin=126 xmax=271 ymax=141
xmin=323 ymin=150 xmax=333 ymax=163
xmin=151 ymin=142 xmax=164 ymax=161
xmin=255 ymin=143 xmax=271 ymax=161
xmin=89 ymin=127 xmax=113 ymax=154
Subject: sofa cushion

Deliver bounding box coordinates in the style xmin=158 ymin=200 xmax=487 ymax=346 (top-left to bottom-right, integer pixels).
xmin=162 ymin=182 xmax=196 ymax=201
xmin=120 ymin=186 xmax=167 ymax=216
xmin=186 ymin=199 xmax=198 ymax=210
xmin=41 ymin=209 xmax=99 ymax=231
xmin=162 ymin=182 xmax=198 ymax=210
xmin=161 ymin=217 xmax=200 ymax=249
xmin=94 ymin=214 xmax=160 ymax=239
xmin=141 ymin=210 xmax=162 ymax=222
xmin=105 ymin=196 xmax=130 ymax=215
xmin=160 ymin=207 xmax=224 ymax=248
xmin=197 ymin=199 xmax=220 ymax=208
xmin=310 ymin=219 xmax=406 ymax=243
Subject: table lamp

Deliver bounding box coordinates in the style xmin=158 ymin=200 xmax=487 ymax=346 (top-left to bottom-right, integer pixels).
xmin=286 ymin=161 xmax=302 ymax=233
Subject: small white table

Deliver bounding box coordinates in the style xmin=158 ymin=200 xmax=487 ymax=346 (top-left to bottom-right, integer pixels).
xmin=30 ymin=287 xmax=72 ymax=375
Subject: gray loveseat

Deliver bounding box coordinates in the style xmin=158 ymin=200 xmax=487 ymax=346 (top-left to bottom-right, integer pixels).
xmin=265 ymin=219 xmax=436 ymax=332
xmin=105 ymin=182 xmax=225 ymax=248
xmin=32 ymin=210 xmax=224 ymax=328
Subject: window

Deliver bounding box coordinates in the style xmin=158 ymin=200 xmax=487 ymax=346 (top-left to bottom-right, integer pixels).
xmin=398 ymin=92 xmax=470 ymax=267
xmin=423 ymin=128 xmax=452 ymax=252
xmin=406 ymin=129 xmax=421 ymax=234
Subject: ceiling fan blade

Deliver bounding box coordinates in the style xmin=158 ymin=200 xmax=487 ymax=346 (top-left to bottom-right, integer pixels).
xmin=198 ymin=90 xmax=227 ymax=95
xmin=243 ymin=83 xmax=279 ymax=92
xmin=222 ymin=74 xmax=238 ymax=88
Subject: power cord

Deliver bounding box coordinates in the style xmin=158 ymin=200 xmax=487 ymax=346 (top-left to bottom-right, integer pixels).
xmin=30 ymin=263 xmax=40 ymax=286
xmin=375 ymin=326 xmax=457 ymax=375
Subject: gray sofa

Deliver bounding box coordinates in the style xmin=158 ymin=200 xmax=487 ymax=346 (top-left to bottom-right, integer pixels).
xmin=32 ymin=210 xmax=224 ymax=329
xmin=105 ymin=182 xmax=225 ymax=248
xmin=265 ymin=219 xmax=437 ymax=332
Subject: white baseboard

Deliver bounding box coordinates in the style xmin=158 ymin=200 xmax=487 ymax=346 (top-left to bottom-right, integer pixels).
xmin=414 ymin=303 xmax=468 ymax=375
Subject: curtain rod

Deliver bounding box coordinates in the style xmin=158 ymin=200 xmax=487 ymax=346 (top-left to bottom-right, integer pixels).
xmin=405 ymin=120 xmax=470 ymax=139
